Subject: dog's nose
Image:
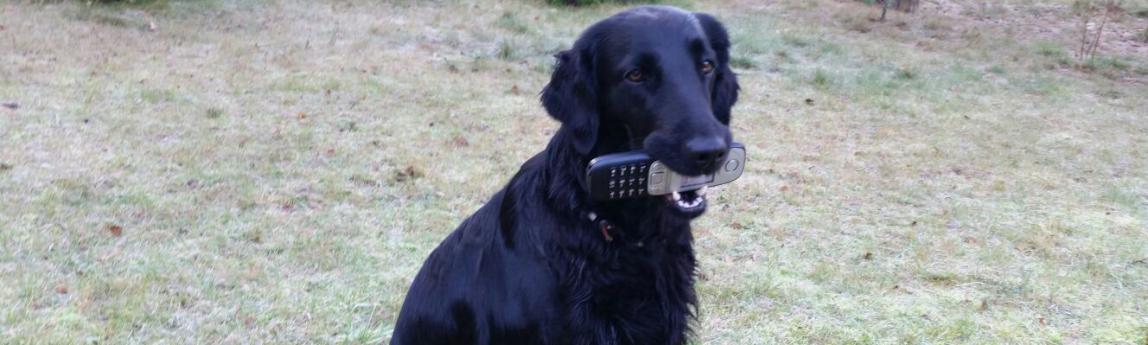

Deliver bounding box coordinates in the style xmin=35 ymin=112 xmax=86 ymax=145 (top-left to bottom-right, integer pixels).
xmin=685 ymin=137 xmax=728 ymax=172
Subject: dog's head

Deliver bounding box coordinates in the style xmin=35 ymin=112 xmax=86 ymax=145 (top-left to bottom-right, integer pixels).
xmin=542 ymin=6 xmax=739 ymax=177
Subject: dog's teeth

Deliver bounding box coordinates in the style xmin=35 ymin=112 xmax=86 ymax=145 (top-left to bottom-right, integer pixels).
xmin=672 ymin=191 xmax=681 ymax=201
xmin=698 ymin=185 xmax=708 ymax=196
xmin=673 ymin=196 xmax=703 ymax=210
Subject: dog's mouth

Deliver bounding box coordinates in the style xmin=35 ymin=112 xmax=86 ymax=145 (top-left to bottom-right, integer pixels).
xmin=663 ymin=185 xmax=708 ymax=217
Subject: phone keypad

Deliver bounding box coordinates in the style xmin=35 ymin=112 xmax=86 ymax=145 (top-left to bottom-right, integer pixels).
xmin=607 ymin=164 xmax=647 ymax=199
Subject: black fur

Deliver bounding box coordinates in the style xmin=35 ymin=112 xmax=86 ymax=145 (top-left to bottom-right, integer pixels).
xmin=391 ymin=6 xmax=739 ymax=345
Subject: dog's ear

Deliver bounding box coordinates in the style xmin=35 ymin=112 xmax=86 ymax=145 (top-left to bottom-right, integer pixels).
xmin=541 ymin=47 xmax=599 ymax=154
xmin=695 ymin=12 xmax=739 ymax=125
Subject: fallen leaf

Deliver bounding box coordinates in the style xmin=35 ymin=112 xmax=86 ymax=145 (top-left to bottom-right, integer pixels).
xmin=55 ymin=284 xmax=69 ymax=294
xmin=106 ymin=224 xmax=123 ymax=237
xmin=394 ymin=165 xmax=425 ymax=182
xmin=450 ymin=136 xmax=469 ymax=147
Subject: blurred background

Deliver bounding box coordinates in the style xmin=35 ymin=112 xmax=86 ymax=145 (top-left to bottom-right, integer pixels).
xmin=1 ymin=0 xmax=1146 ymax=343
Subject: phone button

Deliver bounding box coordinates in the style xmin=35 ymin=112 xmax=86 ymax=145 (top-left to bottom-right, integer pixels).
xmin=724 ymin=159 xmax=740 ymax=173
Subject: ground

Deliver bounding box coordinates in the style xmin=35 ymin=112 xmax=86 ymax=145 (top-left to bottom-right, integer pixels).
xmin=1 ymin=0 xmax=1146 ymax=344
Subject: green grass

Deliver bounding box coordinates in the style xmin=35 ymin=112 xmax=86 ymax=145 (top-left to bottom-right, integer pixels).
xmin=2 ymin=0 xmax=1147 ymax=344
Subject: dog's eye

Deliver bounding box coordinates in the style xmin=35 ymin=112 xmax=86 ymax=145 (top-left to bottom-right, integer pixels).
xmin=624 ymin=69 xmax=645 ymax=83
xmin=700 ymin=60 xmax=715 ymax=74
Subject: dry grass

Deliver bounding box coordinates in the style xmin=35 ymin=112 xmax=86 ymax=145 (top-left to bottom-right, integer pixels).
xmin=1 ymin=0 xmax=1146 ymax=344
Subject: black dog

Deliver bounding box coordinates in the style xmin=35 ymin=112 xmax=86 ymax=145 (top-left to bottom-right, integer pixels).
xmin=391 ymin=6 xmax=739 ymax=345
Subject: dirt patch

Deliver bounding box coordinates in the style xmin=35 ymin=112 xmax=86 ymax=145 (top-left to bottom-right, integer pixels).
xmin=925 ymin=1 xmax=1148 ymax=58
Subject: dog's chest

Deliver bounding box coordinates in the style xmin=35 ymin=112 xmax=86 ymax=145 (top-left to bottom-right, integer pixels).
xmin=562 ymin=239 xmax=696 ymax=345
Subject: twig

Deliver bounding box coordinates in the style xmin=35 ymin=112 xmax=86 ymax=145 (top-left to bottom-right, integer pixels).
xmin=1087 ymin=4 xmax=1111 ymax=60
xmin=1078 ymin=7 xmax=1091 ymax=60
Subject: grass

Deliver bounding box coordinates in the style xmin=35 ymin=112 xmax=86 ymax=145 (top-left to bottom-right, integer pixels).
xmin=1 ymin=0 xmax=1147 ymax=344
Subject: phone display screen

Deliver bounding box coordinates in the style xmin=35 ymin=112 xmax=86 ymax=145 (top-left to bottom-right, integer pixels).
xmin=680 ymin=174 xmax=715 ymax=189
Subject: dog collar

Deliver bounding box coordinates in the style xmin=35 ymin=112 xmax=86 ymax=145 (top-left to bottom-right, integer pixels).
xmin=585 ymin=211 xmax=616 ymax=242
xmin=584 ymin=211 xmax=651 ymax=248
